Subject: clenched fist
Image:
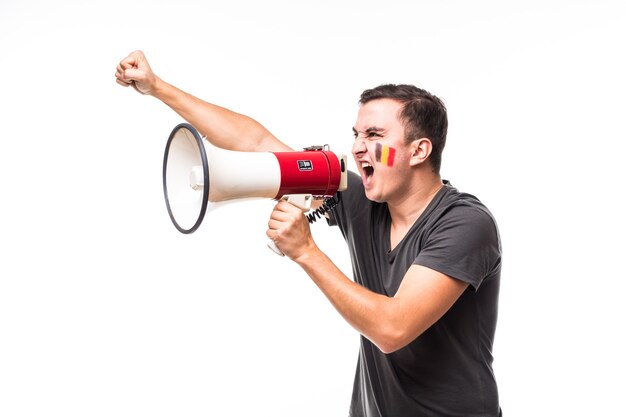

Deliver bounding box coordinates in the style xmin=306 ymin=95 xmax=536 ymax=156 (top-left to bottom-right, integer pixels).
xmin=115 ymin=50 xmax=160 ymax=95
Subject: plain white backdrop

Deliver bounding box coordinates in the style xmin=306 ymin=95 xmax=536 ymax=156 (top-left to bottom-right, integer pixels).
xmin=1 ymin=1 xmax=624 ymax=416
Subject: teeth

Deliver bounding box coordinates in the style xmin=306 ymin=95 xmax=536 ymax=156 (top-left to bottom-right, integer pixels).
xmin=361 ymin=162 xmax=372 ymax=168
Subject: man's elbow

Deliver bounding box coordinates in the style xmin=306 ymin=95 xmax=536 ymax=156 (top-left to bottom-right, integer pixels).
xmin=374 ymin=327 xmax=419 ymax=354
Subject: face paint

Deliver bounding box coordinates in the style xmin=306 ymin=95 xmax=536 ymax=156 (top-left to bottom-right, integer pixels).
xmin=375 ymin=143 xmax=396 ymax=167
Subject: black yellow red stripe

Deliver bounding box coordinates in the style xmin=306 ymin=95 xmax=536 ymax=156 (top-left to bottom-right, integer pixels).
xmin=375 ymin=143 xmax=396 ymax=166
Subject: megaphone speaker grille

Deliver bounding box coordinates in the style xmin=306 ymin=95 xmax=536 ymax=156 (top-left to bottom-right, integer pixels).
xmin=163 ymin=123 xmax=209 ymax=233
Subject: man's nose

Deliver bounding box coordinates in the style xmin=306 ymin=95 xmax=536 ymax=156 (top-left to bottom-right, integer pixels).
xmin=352 ymin=137 xmax=367 ymax=154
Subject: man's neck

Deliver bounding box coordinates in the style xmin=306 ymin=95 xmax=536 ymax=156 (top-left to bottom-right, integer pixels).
xmin=388 ymin=172 xmax=444 ymax=231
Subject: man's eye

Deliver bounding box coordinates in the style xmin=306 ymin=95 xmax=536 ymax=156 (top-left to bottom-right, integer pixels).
xmin=353 ymin=131 xmax=382 ymax=140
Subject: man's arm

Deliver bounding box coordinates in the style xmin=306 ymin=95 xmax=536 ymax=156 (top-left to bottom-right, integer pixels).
xmin=301 ymin=250 xmax=467 ymax=353
xmin=267 ymin=201 xmax=468 ymax=354
xmin=115 ymin=50 xmax=292 ymax=153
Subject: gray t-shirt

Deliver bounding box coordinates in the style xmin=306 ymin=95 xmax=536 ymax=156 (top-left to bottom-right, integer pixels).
xmin=329 ymin=171 xmax=502 ymax=417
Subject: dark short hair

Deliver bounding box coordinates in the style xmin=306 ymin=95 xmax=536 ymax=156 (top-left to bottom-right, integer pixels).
xmin=359 ymin=84 xmax=448 ymax=173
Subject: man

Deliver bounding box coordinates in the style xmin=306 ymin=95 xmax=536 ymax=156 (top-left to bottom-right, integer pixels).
xmin=116 ymin=50 xmax=502 ymax=417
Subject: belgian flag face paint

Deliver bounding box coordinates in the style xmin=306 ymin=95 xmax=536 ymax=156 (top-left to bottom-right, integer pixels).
xmin=375 ymin=142 xmax=396 ymax=167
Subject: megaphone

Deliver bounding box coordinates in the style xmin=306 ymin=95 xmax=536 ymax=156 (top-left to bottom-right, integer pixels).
xmin=162 ymin=123 xmax=348 ymax=250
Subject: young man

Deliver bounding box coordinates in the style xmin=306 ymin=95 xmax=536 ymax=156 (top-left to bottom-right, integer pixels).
xmin=116 ymin=50 xmax=502 ymax=417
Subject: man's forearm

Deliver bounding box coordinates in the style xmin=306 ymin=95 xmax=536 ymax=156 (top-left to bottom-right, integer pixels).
xmin=294 ymin=247 xmax=401 ymax=353
xmin=152 ymin=78 xmax=291 ymax=153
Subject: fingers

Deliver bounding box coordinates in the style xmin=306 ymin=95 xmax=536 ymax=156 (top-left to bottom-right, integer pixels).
xmin=115 ymin=65 xmax=134 ymax=85
xmin=268 ymin=207 xmax=289 ymax=232
xmin=115 ymin=64 xmax=133 ymax=82
xmin=115 ymin=63 xmax=142 ymax=82
xmin=119 ymin=50 xmax=144 ymax=70
xmin=115 ymin=78 xmax=131 ymax=87
xmin=116 ymin=52 xmax=139 ymax=75
xmin=267 ymin=201 xmax=309 ymax=237
xmin=122 ymin=68 xmax=145 ymax=82
xmin=266 ymin=201 xmax=315 ymax=260
xmin=274 ymin=200 xmax=304 ymax=214
xmin=269 ymin=201 xmax=302 ymax=222
xmin=114 ymin=50 xmax=150 ymax=88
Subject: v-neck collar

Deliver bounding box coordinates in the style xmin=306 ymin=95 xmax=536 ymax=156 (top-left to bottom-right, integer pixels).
xmin=384 ymin=181 xmax=451 ymax=263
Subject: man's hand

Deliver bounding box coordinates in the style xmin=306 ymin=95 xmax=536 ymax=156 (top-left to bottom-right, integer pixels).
xmin=267 ymin=201 xmax=316 ymax=261
xmin=115 ymin=50 xmax=159 ymax=95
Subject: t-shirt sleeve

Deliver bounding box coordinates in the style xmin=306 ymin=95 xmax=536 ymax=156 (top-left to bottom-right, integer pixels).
xmin=414 ymin=204 xmax=501 ymax=291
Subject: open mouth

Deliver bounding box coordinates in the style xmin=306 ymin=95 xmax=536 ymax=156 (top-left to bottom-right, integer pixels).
xmin=362 ymin=162 xmax=374 ymax=179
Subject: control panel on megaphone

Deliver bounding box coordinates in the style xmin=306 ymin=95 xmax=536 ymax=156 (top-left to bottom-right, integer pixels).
xmin=162 ymin=123 xmax=348 ymax=254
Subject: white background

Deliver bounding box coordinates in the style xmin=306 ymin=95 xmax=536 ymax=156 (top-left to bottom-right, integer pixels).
xmin=1 ymin=1 xmax=624 ymax=416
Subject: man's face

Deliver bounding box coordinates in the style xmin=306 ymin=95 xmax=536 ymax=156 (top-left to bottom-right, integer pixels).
xmin=352 ymin=98 xmax=410 ymax=203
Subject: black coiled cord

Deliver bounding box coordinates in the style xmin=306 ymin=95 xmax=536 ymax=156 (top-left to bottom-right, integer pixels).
xmin=307 ymin=196 xmax=340 ymax=223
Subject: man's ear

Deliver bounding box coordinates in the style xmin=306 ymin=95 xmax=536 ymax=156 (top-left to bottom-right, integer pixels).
xmin=409 ymin=138 xmax=432 ymax=167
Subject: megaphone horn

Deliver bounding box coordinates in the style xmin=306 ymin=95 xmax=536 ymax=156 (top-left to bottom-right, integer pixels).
xmin=162 ymin=123 xmax=348 ymax=236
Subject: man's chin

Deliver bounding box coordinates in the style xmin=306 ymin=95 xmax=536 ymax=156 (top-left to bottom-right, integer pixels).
xmin=364 ymin=188 xmax=383 ymax=203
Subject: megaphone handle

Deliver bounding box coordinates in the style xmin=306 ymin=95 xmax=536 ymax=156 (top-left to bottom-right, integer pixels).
xmin=267 ymin=241 xmax=285 ymax=257
xmin=267 ymin=194 xmax=313 ymax=257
